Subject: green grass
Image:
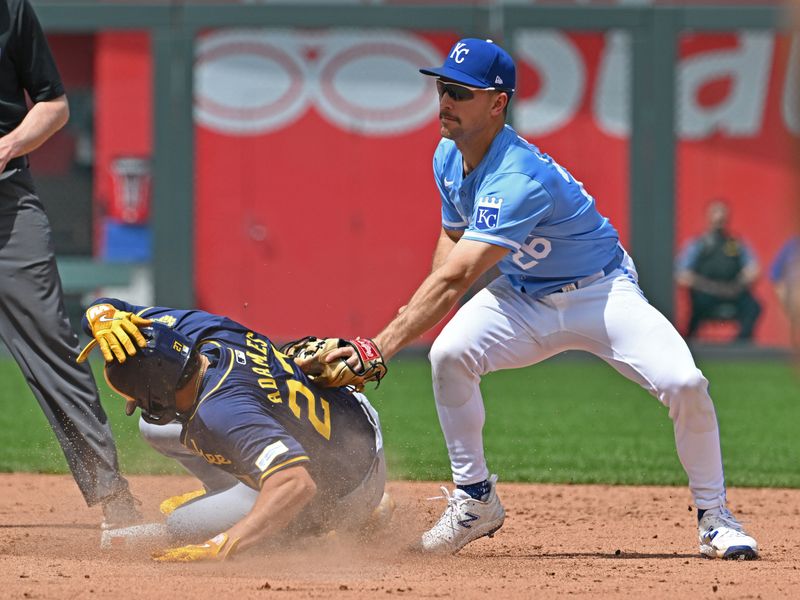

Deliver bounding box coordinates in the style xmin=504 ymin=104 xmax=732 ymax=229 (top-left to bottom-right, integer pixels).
xmin=371 ymin=355 xmax=800 ymax=488
xmin=0 ymin=360 xmax=183 ymax=475
xmin=1 ymin=355 xmax=798 ymax=487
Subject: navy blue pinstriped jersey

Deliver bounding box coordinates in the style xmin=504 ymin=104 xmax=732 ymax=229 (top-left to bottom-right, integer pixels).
xmin=84 ymin=298 xmax=380 ymax=499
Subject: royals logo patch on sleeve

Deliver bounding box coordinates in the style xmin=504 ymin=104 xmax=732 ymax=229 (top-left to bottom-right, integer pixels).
xmin=475 ymin=197 xmax=503 ymax=230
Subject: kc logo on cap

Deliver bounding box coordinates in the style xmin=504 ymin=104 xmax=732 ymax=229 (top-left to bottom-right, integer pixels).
xmin=419 ymin=38 xmax=516 ymax=95
xmin=450 ymin=42 xmax=470 ymax=64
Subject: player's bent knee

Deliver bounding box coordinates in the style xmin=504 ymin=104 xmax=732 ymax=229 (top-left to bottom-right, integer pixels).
xmin=166 ymin=483 xmax=256 ymax=541
xmin=138 ymin=418 xmax=185 ymax=458
xmin=166 ymin=509 xmax=226 ymax=542
xmin=660 ymin=370 xmax=709 ymax=401
xmin=429 ymin=335 xmax=476 ymax=377
xmin=661 ymin=371 xmax=717 ymax=431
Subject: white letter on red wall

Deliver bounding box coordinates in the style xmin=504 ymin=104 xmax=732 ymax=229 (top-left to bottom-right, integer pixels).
xmin=678 ymin=32 xmax=773 ymax=139
xmin=514 ymin=30 xmax=585 ymax=137
xmin=594 ymin=31 xmax=631 ymax=138
xmin=782 ymin=35 xmax=800 ymax=135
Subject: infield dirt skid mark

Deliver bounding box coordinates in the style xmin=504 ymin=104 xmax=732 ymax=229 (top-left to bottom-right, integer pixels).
xmin=1 ymin=474 xmax=798 ymax=599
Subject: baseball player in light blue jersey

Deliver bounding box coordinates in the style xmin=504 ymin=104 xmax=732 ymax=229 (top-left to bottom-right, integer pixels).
xmin=330 ymin=38 xmax=759 ymax=560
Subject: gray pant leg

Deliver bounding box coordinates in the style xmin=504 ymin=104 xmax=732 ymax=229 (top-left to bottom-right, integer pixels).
xmin=165 ymin=453 xmax=386 ymax=543
xmin=163 ymin=451 xmax=386 ymax=543
xmin=138 ymin=418 xmax=239 ymax=492
xmin=166 ymin=482 xmax=258 ymax=541
xmin=0 ymin=172 xmax=127 ymax=505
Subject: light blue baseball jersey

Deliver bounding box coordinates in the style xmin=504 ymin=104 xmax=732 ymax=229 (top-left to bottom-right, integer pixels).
xmin=434 ymin=125 xmax=621 ymax=297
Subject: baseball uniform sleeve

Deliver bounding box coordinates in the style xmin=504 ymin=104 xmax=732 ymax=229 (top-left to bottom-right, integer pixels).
xmin=462 ymin=173 xmax=553 ymax=250
xmin=82 ymin=297 xmax=242 ymax=349
xmin=189 ymin=398 xmax=310 ymax=490
xmin=434 ymin=141 xmax=468 ymax=230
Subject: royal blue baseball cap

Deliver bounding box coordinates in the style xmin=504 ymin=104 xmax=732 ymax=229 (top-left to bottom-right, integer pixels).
xmin=420 ymin=38 xmax=516 ymax=95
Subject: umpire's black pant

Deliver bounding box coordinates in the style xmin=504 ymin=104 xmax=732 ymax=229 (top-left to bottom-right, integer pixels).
xmin=0 ymin=167 xmax=129 ymax=505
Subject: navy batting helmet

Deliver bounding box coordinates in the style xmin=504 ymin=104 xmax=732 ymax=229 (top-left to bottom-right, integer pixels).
xmin=104 ymin=322 xmax=200 ymax=425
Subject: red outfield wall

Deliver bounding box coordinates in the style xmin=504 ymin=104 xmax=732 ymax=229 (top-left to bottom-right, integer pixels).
xmin=91 ymin=29 xmax=798 ymax=346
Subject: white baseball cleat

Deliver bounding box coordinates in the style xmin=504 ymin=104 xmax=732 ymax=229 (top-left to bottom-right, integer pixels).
xmin=420 ymin=474 xmax=505 ymax=554
xmin=698 ymin=506 xmax=759 ymax=560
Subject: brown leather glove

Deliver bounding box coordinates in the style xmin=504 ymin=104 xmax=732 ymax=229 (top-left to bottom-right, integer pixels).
xmin=280 ymin=336 xmax=387 ymax=391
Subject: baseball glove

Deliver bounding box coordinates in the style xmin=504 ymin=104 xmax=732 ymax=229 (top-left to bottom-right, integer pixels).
xmin=280 ymin=336 xmax=387 ymax=391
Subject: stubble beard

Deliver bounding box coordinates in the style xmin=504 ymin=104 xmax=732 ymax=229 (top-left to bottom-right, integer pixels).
xmin=439 ymin=116 xmax=460 ymax=140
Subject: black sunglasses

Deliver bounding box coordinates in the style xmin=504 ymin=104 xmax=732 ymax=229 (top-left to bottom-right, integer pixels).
xmin=436 ymin=79 xmax=494 ymax=102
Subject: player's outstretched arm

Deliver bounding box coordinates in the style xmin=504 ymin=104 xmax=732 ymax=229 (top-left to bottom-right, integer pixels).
xmin=394 ymin=228 xmax=463 ymax=319
xmin=431 ymin=227 xmax=463 ymax=272
xmin=374 ymin=240 xmax=508 ymax=359
xmin=152 ymin=466 xmax=317 ymax=562
xmin=325 ymin=239 xmax=507 ymax=368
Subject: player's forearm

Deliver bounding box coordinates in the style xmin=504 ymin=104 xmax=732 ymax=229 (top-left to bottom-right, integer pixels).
xmin=223 ymin=466 xmax=316 ymax=553
xmin=376 ymin=266 xmax=473 ymax=359
xmin=0 ymin=95 xmax=69 ymax=164
xmin=376 ymin=240 xmax=507 ymax=359
xmin=431 ymin=229 xmax=459 ymax=271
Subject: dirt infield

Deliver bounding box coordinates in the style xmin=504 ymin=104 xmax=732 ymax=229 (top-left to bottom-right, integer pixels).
xmin=2 ymin=474 xmax=799 ymax=599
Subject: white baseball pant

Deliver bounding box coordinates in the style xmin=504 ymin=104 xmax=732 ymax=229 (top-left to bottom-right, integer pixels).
xmin=430 ymin=252 xmax=726 ymax=509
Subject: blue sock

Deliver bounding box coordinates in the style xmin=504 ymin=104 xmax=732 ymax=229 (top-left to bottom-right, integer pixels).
xmin=697 ymin=508 xmax=706 ymax=522
xmin=457 ymin=480 xmax=491 ymax=501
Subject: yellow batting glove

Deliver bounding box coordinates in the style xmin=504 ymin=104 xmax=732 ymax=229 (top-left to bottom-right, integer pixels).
xmin=152 ymin=533 xmax=239 ymax=563
xmin=76 ymin=303 xmax=152 ymax=363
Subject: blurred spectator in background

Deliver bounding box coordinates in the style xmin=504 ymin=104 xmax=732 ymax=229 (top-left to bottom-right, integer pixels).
xmin=675 ymin=200 xmax=762 ymax=341
xmin=770 ymin=236 xmax=800 ymax=346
